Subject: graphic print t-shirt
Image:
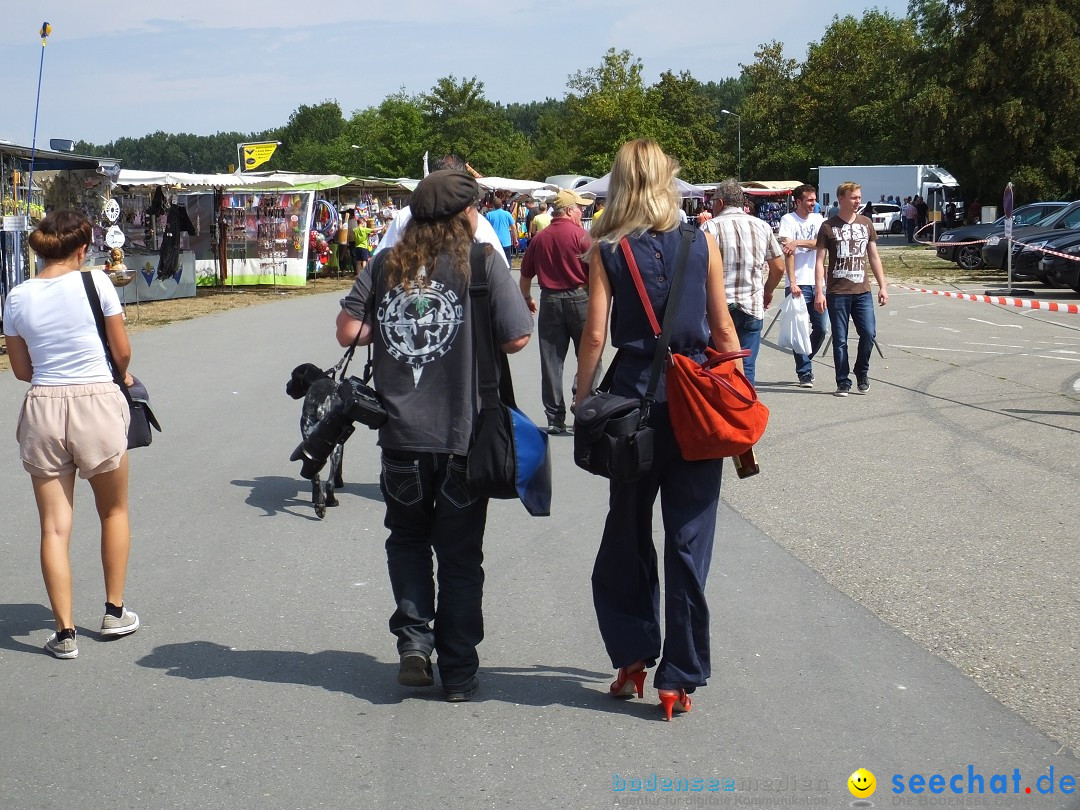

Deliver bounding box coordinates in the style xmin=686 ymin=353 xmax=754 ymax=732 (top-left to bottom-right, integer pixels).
xmin=340 ymin=246 xmax=532 ymax=455
xmin=816 ymin=215 xmax=876 ymax=295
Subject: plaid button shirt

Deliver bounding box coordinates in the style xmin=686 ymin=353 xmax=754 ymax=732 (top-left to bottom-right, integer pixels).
xmin=704 ymin=208 xmax=783 ymax=320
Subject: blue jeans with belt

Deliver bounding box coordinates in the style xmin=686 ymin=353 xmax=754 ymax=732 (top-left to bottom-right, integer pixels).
xmin=380 ymin=449 xmax=488 ymax=688
xmin=591 ymin=404 xmax=724 ymax=691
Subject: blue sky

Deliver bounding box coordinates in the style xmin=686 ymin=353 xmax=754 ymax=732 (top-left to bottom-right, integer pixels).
xmin=2 ymin=1 xmax=908 ymax=148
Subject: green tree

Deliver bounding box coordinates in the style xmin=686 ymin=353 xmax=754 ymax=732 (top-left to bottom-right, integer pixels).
xmin=348 ymin=91 xmax=428 ymax=177
xmin=419 ymin=75 xmax=533 ymax=176
xmin=545 ymin=48 xmax=663 ymax=177
xmin=737 ymin=41 xmax=804 ymax=180
xmin=270 ymin=101 xmax=349 ymax=173
xmin=648 ymin=71 xmax=724 ymax=183
xmin=799 ymin=11 xmax=921 ymax=168
xmin=908 ymin=0 xmax=1080 ymax=200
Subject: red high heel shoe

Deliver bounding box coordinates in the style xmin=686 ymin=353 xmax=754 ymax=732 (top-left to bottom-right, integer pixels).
xmin=609 ymin=665 xmax=647 ymax=699
xmin=658 ymin=689 xmax=692 ymax=720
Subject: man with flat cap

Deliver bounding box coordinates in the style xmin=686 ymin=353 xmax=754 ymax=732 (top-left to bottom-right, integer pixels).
xmin=519 ymin=187 xmax=597 ymax=434
xmin=336 ymin=169 xmax=533 ymax=702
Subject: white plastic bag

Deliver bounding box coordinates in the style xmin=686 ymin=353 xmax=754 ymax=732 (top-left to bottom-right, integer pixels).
xmin=777 ymin=293 xmax=812 ymax=355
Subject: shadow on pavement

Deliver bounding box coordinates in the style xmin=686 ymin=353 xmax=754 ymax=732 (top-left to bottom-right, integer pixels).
xmin=136 ymin=641 xmax=637 ymax=713
xmin=231 ymin=475 xmax=384 ymax=520
xmin=0 ymin=602 xmax=62 ymax=655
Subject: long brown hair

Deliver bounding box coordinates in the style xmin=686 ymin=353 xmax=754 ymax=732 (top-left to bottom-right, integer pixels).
xmin=382 ymin=210 xmax=475 ymax=291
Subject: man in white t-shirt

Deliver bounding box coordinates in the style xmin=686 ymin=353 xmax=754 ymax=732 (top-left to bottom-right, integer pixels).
xmin=777 ymin=184 xmax=828 ymax=387
xmin=374 ymin=154 xmax=507 ymax=268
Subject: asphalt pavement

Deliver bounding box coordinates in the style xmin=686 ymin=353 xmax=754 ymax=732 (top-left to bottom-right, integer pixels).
xmin=0 ymin=283 xmax=1077 ymax=810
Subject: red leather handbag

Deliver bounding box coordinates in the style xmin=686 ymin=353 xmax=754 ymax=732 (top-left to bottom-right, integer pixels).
xmin=619 ymin=235 xmax=769 ymax=463
xmin=665 ymin=348 xmax=768 ymax=461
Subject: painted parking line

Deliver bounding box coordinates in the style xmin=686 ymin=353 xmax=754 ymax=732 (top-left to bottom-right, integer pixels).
xmin=891 ymin=344 xmax=1008 ymax=355
xmin=968 ymin=318 xmax=1023 ymax=329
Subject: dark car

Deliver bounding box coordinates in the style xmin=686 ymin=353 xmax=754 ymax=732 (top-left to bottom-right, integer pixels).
xmin=1007 ymin=228 xmax=1080 ymax=286
xmin=980 ymin=201 xmax=1080 ymax=272
xmin=936 ymin=202 xmax=1067 ymax=271
xmin=1039 ymin=243 xmax=1080 ymax=293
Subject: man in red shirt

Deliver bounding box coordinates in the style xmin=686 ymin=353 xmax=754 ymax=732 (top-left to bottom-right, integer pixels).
xmin=519 ymin=188 xmax=596 ymax=434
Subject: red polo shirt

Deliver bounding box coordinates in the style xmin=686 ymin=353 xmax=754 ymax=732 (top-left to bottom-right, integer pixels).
xmin=519 ymin=216 xmax=592 ymax=291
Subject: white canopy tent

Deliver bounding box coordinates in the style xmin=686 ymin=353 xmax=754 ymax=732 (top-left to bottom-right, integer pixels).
xmin=574 ymin=173 xmax=705 ymax=199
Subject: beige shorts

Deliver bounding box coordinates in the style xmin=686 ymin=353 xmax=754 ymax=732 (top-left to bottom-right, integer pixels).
xmin=16 ymin=382 xmax=130 ymax=479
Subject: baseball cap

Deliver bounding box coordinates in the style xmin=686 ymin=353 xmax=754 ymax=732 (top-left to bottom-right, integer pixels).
xmin=553 ymin=189 xmax=591 ymax=211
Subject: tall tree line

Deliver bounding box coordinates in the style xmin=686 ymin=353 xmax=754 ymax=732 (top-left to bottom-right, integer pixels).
xmin=77 ymin=1 xmax=1080 ymax=203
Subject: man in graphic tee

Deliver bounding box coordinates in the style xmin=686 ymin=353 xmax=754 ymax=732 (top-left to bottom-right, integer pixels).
xmin=814 ymin=181 xmax=889 ymax=397
xmin=777 ymin=183 xmax=828 ymax=387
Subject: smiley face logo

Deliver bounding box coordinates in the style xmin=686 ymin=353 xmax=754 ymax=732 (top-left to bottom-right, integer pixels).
xmin=848 ymin=768 xmax=876 ymax=798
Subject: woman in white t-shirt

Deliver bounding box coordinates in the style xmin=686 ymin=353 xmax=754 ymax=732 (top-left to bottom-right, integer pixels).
xmin=2 ymin=209 xmax=140 ymax=660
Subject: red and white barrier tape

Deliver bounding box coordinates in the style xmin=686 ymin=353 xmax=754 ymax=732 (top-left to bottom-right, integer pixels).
xmin=913 ymin=226 xmax=1080 ymax=262
xmin=894 ymin=284 xmax=1080 ymax=314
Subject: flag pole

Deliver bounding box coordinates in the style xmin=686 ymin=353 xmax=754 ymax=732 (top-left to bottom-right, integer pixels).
xmin=25 ymin=22 xmax=52 ymax=218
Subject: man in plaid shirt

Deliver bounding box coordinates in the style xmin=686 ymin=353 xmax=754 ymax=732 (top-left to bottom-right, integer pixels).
xmin=703 ymin=178 xmax=785 ymax=385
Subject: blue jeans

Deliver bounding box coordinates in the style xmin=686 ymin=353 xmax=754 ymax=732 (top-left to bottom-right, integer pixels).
xmin=786 ymin=285 xmax=829 ymax=379
xmin=826 ymin=292 xmax=876 ymax=387
xmin=380 ymin=450 xmax=489 ymax=687
xmin=728 ymin=307 xmax=763 ymax=386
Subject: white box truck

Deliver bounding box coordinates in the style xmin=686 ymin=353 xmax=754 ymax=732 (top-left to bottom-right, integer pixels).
xmin=816 ymin=164 xmax=963 ymax=225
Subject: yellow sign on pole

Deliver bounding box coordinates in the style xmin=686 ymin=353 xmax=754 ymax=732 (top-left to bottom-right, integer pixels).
xmin=239 ymin=142 xmax=278 ymax=171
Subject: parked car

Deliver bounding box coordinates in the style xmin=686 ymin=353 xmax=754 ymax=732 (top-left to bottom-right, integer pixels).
xmin=1039 ymin=241 xmax=1080 ymax=293
xmin=870 ymin=203 xmax=902 ymax=235
xmin=936 ymin=202 xmax=1068 ymax=271
xmin=1007 ymin=228 xmax=1080 ymax=286
xmin=981 ymin=201 xmax=1080 ymax=272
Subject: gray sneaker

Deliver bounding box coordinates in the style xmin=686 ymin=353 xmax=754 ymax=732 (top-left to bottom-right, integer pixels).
xmin=101 ymin=607 xmax=139 ymax=638
xmin=834 ymin=385 xmax=851 ymax=397
xmin=45 ymin=629 xmax=78 ymax=659
xmin=856 ymin=376 xmax=870 ymax=394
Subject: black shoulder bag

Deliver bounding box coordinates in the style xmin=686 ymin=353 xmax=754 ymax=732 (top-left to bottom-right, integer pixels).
xmin=572 ymin=224 xmax=694 ymax=481
xmin=81 ymin=270 xmax=161 ymax=449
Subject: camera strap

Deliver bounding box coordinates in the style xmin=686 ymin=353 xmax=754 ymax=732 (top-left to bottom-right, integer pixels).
xmin=333 ymin=255 xmax=381 ymax=384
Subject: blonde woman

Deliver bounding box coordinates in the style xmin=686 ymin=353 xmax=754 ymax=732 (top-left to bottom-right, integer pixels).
xmin=3 ymin=209 xmax=139 ymax=659
xmin=574 ymin=140 xmax=742 ymax=720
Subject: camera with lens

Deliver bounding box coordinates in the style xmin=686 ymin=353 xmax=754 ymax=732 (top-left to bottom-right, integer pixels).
xmin=290 ymin=376 xmax=387 ymax=480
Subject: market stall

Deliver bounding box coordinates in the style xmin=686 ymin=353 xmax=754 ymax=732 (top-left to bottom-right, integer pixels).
xmin=113 ymin=170 xmax=364 ymax=288
xmin=740 ymin=181 xmax=801 ymax=231
xmin=2 ymin=140 xmax=120 ymax=312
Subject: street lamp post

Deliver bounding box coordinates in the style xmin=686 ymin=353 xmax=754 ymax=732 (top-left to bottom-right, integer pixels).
xmin=720 ymin=109 xmax=741 ymax=180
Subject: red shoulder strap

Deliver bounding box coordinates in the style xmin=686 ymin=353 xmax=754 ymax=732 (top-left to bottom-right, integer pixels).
xmin=619 ymin=237 xmax=662 ymax=336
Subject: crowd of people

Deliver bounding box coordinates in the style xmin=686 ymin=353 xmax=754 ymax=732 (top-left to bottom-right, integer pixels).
xmin=3 ymin=143 xmax=888 ymax=725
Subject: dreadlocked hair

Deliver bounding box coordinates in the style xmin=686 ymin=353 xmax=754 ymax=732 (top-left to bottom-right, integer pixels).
xmin=382 ymin=211 xmax=475 ymax=291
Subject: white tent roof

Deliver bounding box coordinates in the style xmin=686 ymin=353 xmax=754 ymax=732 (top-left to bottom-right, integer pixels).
xmin=115 ymin=169 xmax=352 ymax=190
xmin=574 ymin=173 xmax=705 ymax=199
xmin=475 ymin=176 xmax=557 ymax=195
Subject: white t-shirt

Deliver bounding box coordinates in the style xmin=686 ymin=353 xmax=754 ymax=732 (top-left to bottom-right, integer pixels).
xmin=2 ymin=269 xmax=123 ymax=385
xmin=374 ymin=205 xmax=509 ymax=268
xmin=778 ymin=211 xmax=826 ymax=287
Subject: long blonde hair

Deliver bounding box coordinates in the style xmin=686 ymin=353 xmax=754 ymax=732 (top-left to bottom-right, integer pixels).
xmin=587 ymin=139 xmax=681 ymax=258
